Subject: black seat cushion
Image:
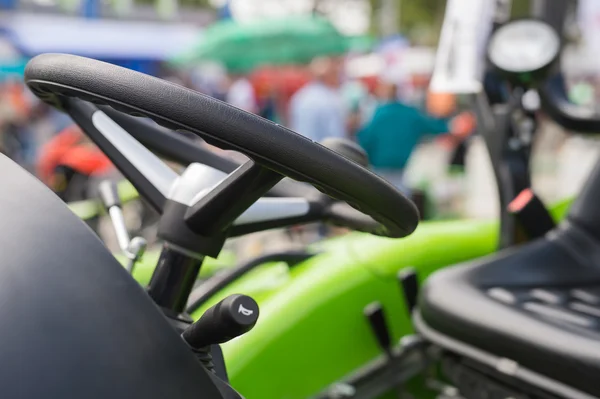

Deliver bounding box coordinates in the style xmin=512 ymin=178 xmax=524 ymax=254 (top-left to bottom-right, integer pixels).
xmin=419 ymin=222 xmax=600 ymax=397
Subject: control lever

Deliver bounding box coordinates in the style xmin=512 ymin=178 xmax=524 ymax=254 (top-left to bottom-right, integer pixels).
xmin=398 ymin=268 xmax=419 ymax=316
xmin=98 ymin=180 xmax=147 ymax=273
xmin=508 ymin=188 xmax=555 ymax=240
xmin=182 ymin=294 xmax=258 ymax=375
xmin=182 ymin=294 xmax=259 ymax=349
xmin=363 ymin=302 xmax=393 ymax=360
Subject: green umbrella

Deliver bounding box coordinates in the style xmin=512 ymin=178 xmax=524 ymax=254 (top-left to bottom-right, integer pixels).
xmin=171 ymin=15 xmax=355 ymax=72
xmin=346 ymin=35 xmax=375 ymax=53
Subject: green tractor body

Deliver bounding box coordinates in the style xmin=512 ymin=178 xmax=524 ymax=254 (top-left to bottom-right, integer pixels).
xmin=68 ymin=183 xmax=571 ymax=398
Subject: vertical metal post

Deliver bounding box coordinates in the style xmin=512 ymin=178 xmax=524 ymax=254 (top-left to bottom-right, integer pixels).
xmin=494 ymin=0 xmax=513 ymax=25
xmin=0 ymin=0 xmax=16 ymax=11
xmin=531 ymin=0 xmax=544 ymax=15
xmin=378 ymin=0 xmax=399 ymax=36
xmin=531 ymin=0 xmax=569 ymax=32
xmin=81 ymin=0 xmax=100 ymax=18
xmin=218 ymin=0 xmax=233 ymax=20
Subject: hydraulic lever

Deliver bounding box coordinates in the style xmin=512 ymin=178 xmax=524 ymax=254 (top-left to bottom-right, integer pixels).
xmin=182 ymin=294 xmax=259 ymax=349
xmin=363 ymin=302 xmax=393 ymax=361
xmin=98 ymin=180 xmax=147 ymax=273
xmin=508 ymin=188 xmax=555 ymax=240
xmin=182 ymin=294 xmax=259 ymax=374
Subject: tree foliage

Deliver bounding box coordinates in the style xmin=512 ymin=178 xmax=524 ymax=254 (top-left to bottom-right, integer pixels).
xmin=134 ymin=0 xmax=212 ymax=7
xmin=399 ymin=0 xmax=445 ymax=34
xmin=367 ymin=0 xmax=446 ymax=42
xmin=510 ymin=0 xmax=532 ymax=17
xmin=178 ymin=0 xmax=211 ymax=6
xmin=368 ymin=0 xmax=534 ymax=43
xmin=134 ymin=0 xmax=534 ymax=40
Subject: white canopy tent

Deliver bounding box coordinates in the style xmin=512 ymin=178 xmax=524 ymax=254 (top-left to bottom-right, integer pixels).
xmin=0 ymin=13 xmax=200 ymax=60
xmin=345 ymin=47 xmax=436 ymax=80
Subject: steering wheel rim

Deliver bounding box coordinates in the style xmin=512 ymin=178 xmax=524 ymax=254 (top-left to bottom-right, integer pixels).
xmin=25 ymin=54 xmax=418 ymax=238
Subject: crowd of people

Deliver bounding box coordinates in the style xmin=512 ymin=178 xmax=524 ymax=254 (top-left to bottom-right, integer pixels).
xmin=0 ymin=78 xmax=111 ymax=201
xmin=217 ymin=55 xmax=476 ymax=196
xmin=0 ymin=55 xmax=475 ymax=203
xmin=0 ymin=79 xmax=71 ymax=169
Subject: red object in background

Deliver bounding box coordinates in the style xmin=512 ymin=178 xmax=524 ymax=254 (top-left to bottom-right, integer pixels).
xmin=451 ymin=111 xmax=477 ymax=138
xmin=6 ymin=81 xmax=31 ymax=119
xmin=437 ymin=111 xmax=477 ymax=149
xmin=59 ymin=145 xmax=113 ymax=176
xmin=359 ymin=75 xmax=378 ymax=94
xmin=249 ymin=66 xmax=311 ymax=103
xmin=38 ymin=125 xmax=83 ymax=184
xmin=250 ymin=65 xmax=383 ymax=99
xmin=37 ymin=125 xmax=113 ymax=185
xmin=411 ymin=74 xmax=430 ymax=90
xmin=508 ymin=188 xmax=535 ymax=213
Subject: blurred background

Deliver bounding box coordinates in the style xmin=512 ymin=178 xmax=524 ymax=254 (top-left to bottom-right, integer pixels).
xmin=1 ymin=0 xmax=599 ymax=257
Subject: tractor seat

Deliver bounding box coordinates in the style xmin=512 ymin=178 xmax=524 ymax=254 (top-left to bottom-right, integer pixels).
xmin=416 ymin=221 xmax=600 ymax=398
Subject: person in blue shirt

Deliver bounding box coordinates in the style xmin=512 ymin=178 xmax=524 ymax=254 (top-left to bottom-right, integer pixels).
xmin=289 ymin=57 xmax=347 ymax=142
xmin=357 ymin=81 xmax=474 ymax=194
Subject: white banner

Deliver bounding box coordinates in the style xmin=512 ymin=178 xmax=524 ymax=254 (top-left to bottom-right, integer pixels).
xmin=578 ymin=0 xmax=600 ymax=50
xmin=430 ymin=0 xmax=497 ymax=94
xmin=559 ymin=0 xmax=600 ymax=75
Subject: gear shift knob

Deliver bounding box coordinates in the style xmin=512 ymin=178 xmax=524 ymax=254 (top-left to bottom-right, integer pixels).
xmin=182 ymin=294 xmax=259 ymax=349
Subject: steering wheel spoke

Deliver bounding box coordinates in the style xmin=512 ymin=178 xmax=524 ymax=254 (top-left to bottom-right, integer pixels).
xmin=65 ymin=98 xmax=177 ymax=213
xmin=99 ymin=106 xmax=241 ymax=174
xmin=184 ymin=161 xmax=284 ymax=235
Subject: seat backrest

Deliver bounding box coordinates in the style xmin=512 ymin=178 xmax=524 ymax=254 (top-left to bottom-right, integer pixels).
xmin=567 ymin=159 xmax=600 ymax=242
xmin=0 ymin=154 xmax=223 ymax=399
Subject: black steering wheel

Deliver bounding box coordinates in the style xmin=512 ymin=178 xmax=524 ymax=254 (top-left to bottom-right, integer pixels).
xmin=98 ymin=105 xmax=387 ymax=237
xmin=25 ymin=54 xmax=418 ymax=239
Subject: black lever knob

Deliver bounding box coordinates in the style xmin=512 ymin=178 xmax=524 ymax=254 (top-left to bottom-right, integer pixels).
xmin=320 ymin=138 xmax=369 ymax=167
xmin=508 ymin=188 xmax=555 ymax=240
xmin=98 ymin=180 xmax=121 ymax=209
xmin=398 ymin=267 xmax=419 ymax=316
xmin=363 ymin=302 xmax=392 ymax=358
xmin=182 ymin=294 xmax=259 ymax=349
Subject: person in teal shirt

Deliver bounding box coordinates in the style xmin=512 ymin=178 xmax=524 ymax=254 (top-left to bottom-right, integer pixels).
xmin=357 ymin=82 xmax=473 ymax=194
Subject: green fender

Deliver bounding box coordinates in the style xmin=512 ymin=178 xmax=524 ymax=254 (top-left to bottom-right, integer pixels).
xmin=190 ymin=198 xmax=573 ymax=399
